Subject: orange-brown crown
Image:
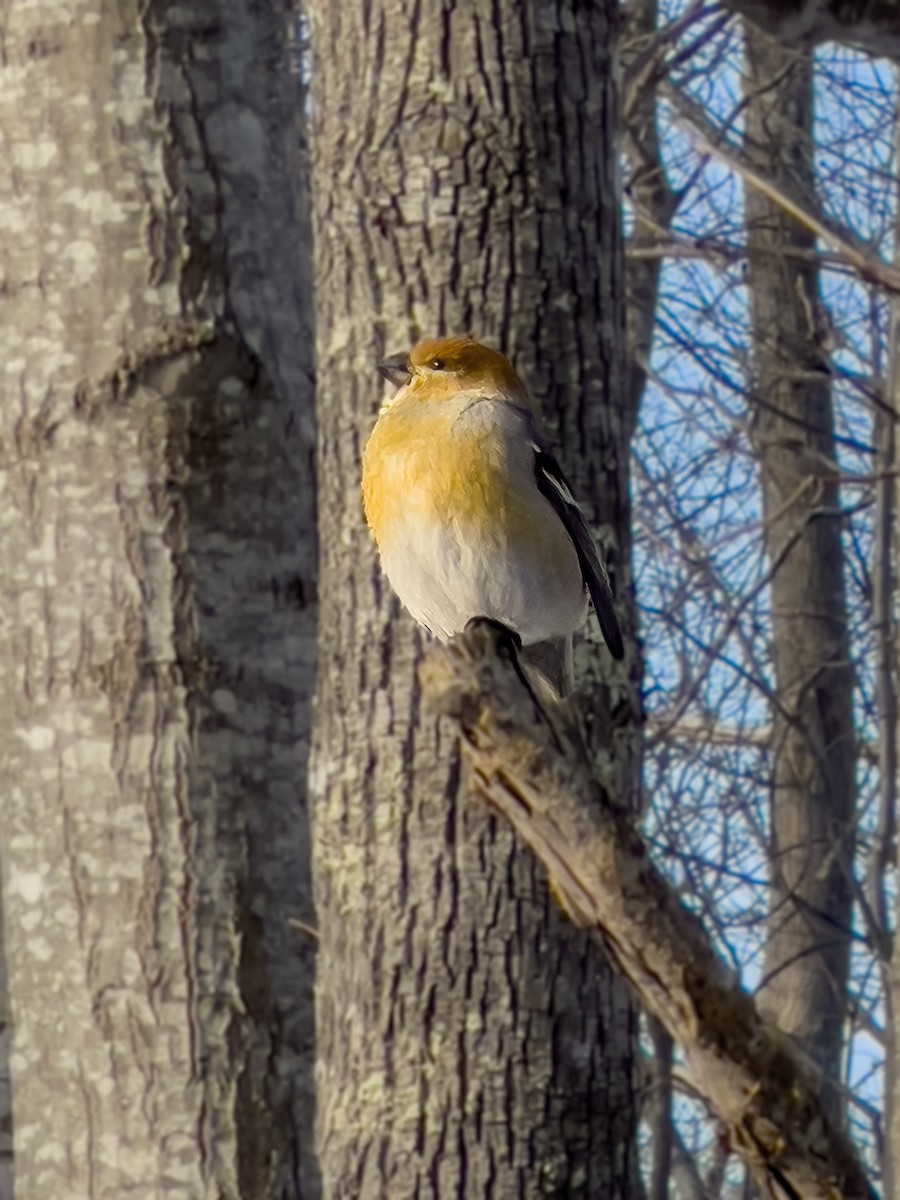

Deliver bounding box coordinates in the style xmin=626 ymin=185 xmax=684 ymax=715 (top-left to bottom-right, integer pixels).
xmin=405 ymin=336 xmax=527 ymax=402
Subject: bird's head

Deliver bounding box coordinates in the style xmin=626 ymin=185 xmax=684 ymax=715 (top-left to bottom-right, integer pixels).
xmin=377 ymin=336 xmax=529 ymax=406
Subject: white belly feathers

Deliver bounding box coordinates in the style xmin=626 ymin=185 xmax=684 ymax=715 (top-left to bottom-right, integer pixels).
xmin=378 ymin=502 xmax=588 ymax=644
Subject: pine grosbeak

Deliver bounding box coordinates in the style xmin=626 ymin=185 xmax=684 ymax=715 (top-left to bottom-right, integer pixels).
xmin=362 ymin=335 xmax=624 ymax=697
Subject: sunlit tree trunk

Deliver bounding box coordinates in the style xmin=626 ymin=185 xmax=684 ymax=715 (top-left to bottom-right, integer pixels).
xmin=0 ymin=2 xmax=316 ymax=1196
xmin=307 ymin=0 xmax=642 ymax=1196
xmin=743 ymin=26 xmax=856 ymax=1121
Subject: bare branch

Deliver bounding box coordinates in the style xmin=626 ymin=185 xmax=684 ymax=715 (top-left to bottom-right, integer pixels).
xmin=664 ymin=80 xmax=900 ymax=294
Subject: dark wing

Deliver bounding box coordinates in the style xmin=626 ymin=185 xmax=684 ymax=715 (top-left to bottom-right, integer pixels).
xmin=534 ymin=447 xmax=625 ymax=661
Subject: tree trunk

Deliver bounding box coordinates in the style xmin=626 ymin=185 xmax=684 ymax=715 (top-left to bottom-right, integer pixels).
xmin=0 ymin=2 xmax=316 ymax=1197
xmin=307 ymin=1 xmax=641 ymax=1196
xmin=743 ymin=26 xmax=856 ymax=1120
xmin=0 ymin=887 xmax=10 ymax=1200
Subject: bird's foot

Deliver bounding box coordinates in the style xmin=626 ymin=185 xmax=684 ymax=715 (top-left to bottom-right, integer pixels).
xmin=462 ymin=617 xmax=555 ymax=735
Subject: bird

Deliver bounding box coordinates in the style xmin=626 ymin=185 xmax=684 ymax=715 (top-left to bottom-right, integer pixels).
xmin=362 ymin=335 xmax=624 ymax=698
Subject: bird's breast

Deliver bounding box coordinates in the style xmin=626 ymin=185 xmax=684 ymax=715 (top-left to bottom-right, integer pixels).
xmin=362 ymin=404 xmax=586 ymax=642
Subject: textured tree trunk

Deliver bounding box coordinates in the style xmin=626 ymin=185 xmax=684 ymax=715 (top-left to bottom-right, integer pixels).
xmin=0 ymin=2 xmax=316 ymax=1197
xmin=0 ymin=889 xmax=9 ymax=1200
xmin=307 ymin=1 xmax=641 ymax=1196
xmin=743 ymin=27 xmax=856 ymax=1119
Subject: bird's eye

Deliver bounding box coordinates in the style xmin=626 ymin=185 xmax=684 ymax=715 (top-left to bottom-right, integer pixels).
xmin=430 ymin=358 xmax=444 ymax=371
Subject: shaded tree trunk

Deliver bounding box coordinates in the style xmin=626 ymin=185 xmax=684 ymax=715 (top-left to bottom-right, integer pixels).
xmin=0 ymin=889 xmax=9 ymax=1200
xmin=743 ymin=26 xmax=856 ymax=1119
xmin=307 ymin=0 xmax=641 ymax=1196
xmin=0 ymin=2 xmax=316 ymax=1196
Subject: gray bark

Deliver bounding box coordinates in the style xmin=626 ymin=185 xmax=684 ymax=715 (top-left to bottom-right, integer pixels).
xmin=0 ymin=2 xmax=316 ymax=1197
xmin=743 ymin=28 xmax=856 ymax=1121
xmin=307 ymin=0 xmax=641 ymax=1196
xmin=0 ymin=889 xmax=9 ymax=1200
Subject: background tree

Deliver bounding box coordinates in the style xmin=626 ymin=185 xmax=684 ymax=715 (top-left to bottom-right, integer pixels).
xmin=306 ymin=0 xmax=643 ymax=1196
xmin=743 ymin=25 xmax=857 ymax=1122
xmin=0 ymin=1 xmax=316 ymax=1196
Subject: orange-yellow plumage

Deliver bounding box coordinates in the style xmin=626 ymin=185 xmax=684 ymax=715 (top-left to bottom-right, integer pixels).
xmin=364 ymin=397 xmax=573 ymax=573
xmin=363 ymin=337 xmax=530 ymax=536
xmin=361 ymin=334 xmax=624 ymax=695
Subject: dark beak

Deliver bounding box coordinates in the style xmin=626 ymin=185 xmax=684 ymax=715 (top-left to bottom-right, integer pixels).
xmin=377 ymin=351 xmax=412 ymax=388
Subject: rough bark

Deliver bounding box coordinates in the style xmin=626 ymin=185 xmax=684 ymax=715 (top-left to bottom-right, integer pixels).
xmin=722 ymin=0 xmax=900 ymax=61
xmin=307 ymin=0 xmax=641 ymax=1196
xmin=422 ymin=623 xmax=877 ymax=1200
xmin=0 ymin=889 xmax=9 ymax=1200
xmin=743 ymin=30 xmax=857 ymax=1121
xmin=0 ymin=2 xmax=316 ymax=1197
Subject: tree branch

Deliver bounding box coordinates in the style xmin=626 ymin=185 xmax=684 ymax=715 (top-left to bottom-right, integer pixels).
xmin=663 ymin=79 xmax=900 ymax=296
xmin=719 ymin=0 xmax=900 ymax=63
xmin=420 ymin=624 xmax=877 ymax=1200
